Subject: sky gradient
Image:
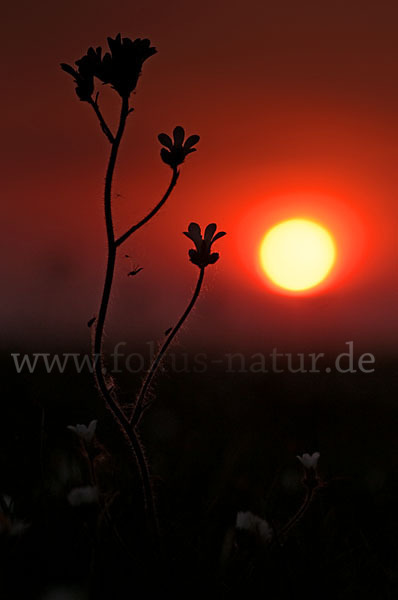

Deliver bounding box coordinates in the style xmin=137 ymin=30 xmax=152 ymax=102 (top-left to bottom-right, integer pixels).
xmin=2 ymin=0 xmax=397 ymax=355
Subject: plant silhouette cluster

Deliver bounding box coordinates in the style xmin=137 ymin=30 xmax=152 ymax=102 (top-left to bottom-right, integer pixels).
xmin=61 ymin=33 xmax=226 ymax=543
xmin=59 ymin=35 xmax=332 ymax=591
xmin=61 ymin=34 xmax=156 ymax=100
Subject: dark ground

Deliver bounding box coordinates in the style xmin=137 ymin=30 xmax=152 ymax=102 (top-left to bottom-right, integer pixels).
xmin=1 ymin=351 xmax=397 ymax=599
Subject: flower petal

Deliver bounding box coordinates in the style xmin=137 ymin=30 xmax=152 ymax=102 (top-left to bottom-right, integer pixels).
xmin=188 ymin=249 xmax=199 ymax=264
xmin=204 ymin=223 xmax=217 ymax=243
xmin=184 ymin=222 xmax=202 ymax=250
xmin=184 ymin=134 xmax=200 ymax=150
xmin=60 ymin=63 xmax=78 ymax=77
xmin=208 ymin=252 xmax=219 ymax=264
xmin=158 ymin=133 xmax=173 ymax=149
xmin=160 ymin=148 xmax=172 ymax=165
xmin=108 ymin=33 xmax=121 ymax=54
xmin=211 ymin=231 xmax=227 ymax=244
xmin=188 ymin=222 xmax=201 ymax=238
xmin=173 ymin=126 xmax=185 ymax=147
xmin=87 ymin=419 xmax=97 ymax=435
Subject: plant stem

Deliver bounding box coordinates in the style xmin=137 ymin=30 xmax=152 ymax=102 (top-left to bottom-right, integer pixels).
xmin=94 ymin=96 xmax=127 ymax=394
xmin=130 ymin=266 xmax=205 ymax=428
xmin=93 ymin=96 xmax=159 ymax=541
xmin=278 ymin=484 xmax=318 ymax=540
xmin=89 ymin=96 xmax=114 ymax=143
xmin=115 ymin=167 xmax=179 ymax=247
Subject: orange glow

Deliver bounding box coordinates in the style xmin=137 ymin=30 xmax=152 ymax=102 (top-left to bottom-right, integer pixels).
xmin=259 ymin=219 xmax=336 ymax=292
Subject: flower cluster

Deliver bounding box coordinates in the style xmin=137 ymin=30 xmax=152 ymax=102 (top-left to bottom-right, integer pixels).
xmin=183 ymin=223 xmax=226 ymax=268
xmin=61 ymin=34 xmax=156 ymax=100
xmin=60 ymin=62 xmax=94 ymax=102
xmin=158 ymin=126 xmax=200 ymax=168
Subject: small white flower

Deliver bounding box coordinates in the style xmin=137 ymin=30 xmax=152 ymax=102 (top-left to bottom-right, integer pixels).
xmin=236 ymin=511 xmax=273 ymax=542
xmin=67 ymin=486 xmax=98 ymax=507
xmin=297 ymin=452 xmax=320 ymax=470
xmin=67 ymin=419 xmax=97 ymax=443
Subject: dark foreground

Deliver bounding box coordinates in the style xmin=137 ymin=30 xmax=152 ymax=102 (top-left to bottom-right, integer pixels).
xmin=1 ymin=353 xmax=397 ymax=599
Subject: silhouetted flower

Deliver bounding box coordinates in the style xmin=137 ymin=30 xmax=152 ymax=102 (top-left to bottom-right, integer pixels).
xmin=67 ymin=420 xmax=97 ymax=443
xmin=60 ymin=62 xmax=94 ymax=102
xmin=297 ymin=452 xmax=320 ymax=470
xmin=158 ymin=126 xmax=200 ymax=168
xmin=61 ymin=34 xmax=156 ymax=100
xmin=183 ymin=223 xmax=226 ymax=268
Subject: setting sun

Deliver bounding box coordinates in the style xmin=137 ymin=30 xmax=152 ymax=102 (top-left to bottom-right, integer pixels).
xmin=260 ymin=218 xmax=336 ymax=292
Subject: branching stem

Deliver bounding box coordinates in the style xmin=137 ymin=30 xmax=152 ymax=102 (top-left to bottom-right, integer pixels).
xmin=89 ymin=92 xmax=186 ymax=547
xmin=92 ymin=96 xmax=159 ymax=541
xmin=89 ymin=95 xmax=115 ymax=143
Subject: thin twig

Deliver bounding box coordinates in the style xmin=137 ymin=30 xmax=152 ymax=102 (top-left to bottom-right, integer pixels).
xmin=89 ymin=95 xmax=115 ymax=143
xmin=115 ymin=167 xmax=179 ymax=247
xmin=130 ymin=266 xmax=205 ymax=428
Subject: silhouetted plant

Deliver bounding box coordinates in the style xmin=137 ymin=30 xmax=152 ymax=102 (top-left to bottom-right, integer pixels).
xmin=184 ymin=222 xmax=226 ymax=268
xmin=61 ymin=34 xmax=226 ymax=545
xmin=130 ymin=222 xmax=226 ymax=427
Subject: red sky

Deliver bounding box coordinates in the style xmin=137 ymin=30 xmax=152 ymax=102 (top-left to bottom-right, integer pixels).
xmin=2 ymin=0 xmax=397 ymax=355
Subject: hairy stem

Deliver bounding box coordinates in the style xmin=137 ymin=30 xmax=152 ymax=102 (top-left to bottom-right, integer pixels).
xmin=93 ymin=96 xmax=158 ymax=541
xmin=115 ymin=167 xmax=179 ymax=247
xmin=130 ymin=266 xmax=205 ymax=428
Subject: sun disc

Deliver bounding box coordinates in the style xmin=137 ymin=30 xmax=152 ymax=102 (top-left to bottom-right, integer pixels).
xmin=260 ymin=219 xmax=336 ymax=292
